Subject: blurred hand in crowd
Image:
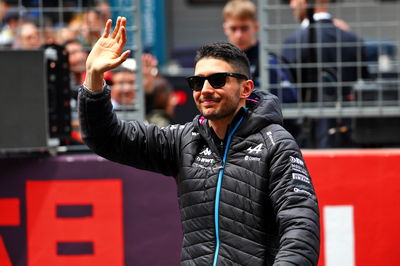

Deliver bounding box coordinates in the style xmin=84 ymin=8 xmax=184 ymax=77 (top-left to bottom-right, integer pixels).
xmin=142 ymin=53 xmax=158 ymax=94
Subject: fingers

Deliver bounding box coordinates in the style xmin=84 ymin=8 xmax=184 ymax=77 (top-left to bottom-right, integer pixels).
xmin=121 ymin=17 xmax=127 ymax=28
xmin=116 ymin=26 xmax=123 ymax=43
xmin=116 ymin=17 xmax=127 ymax=43
xmin=142 ymin=54 xmax=158 ymax=69
xmin=111 ymin=16 xmax=122 ymax=38
xmin=120 ymin=26 xmax=127 ymax=45
xmin=102 ymin=19 xmax=112 ymax=38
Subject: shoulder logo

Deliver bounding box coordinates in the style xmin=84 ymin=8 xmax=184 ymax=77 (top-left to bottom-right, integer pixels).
xmin=199 ymin=148 xmax=212 ymax=156
xmin=246 ymin=143 xmax=263 ymax=154
xmin=267 ymin=131 xmax=275 ymax=145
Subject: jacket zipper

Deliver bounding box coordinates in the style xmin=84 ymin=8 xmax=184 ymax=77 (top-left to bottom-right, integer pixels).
xmin=212 ymin=116 xmax=244 ymax=266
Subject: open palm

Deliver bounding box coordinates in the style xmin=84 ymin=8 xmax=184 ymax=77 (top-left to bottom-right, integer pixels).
xmin=86 ymin=17 xmax=131 ymax=74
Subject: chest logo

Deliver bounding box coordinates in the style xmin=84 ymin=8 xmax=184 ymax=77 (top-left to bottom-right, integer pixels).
xmin=199 ymin=148 xmax=212 ymax=156
xmin=246 ymin=143 xmax=263 ymax=154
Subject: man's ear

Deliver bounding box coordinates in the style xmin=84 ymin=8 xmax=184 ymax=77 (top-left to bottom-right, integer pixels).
xmin=253 ymin=21 xmax=259 ymax=33
xmin=240 ymin=80 xmax=254 ymax=99
xmin=222 ymin=22 xmax=229 ymax=35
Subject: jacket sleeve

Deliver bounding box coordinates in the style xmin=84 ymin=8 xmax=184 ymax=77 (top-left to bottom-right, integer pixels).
xmin=78 ymin=85 xmax=181 ymax=177
xmin=267 ymin=125 xmax=320 ymax=266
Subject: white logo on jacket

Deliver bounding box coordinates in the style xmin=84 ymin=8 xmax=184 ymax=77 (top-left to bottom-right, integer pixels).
xmin=245 ymin=144 xmax=263 ymax=161
xmin=199 ymin=148 xmax=212 ymax=156
xmin=246 ymin=144 xmax=263 ymax=154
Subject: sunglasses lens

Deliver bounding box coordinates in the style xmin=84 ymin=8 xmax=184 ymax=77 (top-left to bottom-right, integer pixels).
xmin=187 ymin=73 xmax=229 ymax=91
xmin=187 ymin=77 xmax=204 ymax=91
xmin=208 ymin=73 xmax=227 ymax=88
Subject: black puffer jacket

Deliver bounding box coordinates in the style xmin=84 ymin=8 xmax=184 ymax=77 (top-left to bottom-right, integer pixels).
xmin=79 ymin=87 xmax=320 ymax=266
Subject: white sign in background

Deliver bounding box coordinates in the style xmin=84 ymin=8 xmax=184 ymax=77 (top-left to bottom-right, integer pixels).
xmin=324 ymin=205 xmax=355 ymax=266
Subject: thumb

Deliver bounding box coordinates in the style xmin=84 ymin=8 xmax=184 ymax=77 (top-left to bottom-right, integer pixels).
xmin=109 ymin=50 xmax=131 ymax=69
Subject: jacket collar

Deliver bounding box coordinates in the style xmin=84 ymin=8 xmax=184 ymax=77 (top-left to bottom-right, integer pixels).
xmin=196 ymin=107 xmax=247 ymax=155
xmin=194 ymin=90 xmax=283 ymax=143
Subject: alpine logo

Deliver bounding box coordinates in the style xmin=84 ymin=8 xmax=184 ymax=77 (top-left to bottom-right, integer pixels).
xmin=199 ymin=148 xmax=212 ymax=156
xmin=246 ymin=143 xmax=263 ymax=154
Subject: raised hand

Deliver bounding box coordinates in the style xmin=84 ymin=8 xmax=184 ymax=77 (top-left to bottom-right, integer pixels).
xmin=84 ymin=17 xmax=131 ymax=92
xmin=142 ymin=53 xmax=158 ymax=94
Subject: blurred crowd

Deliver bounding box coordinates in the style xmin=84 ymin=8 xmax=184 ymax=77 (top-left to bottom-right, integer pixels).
xmin=0 ymin=0 xmax=377 ymax=148
xmin=0 ymin=0 xmax=110 ymax=49
xmin=0 ymin=0 xmax=178 ymax=143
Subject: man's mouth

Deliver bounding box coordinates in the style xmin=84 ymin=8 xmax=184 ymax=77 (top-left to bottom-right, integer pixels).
xmin=201 ymin=98 xmax=220 ymax=107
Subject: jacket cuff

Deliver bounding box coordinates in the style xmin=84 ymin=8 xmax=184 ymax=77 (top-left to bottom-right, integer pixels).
xmin=79 ymin=82 xmax=110 ymax=99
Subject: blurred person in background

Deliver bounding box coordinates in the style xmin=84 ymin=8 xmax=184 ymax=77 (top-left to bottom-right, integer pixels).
xmin=282 ymin=0 xmax=369 ymax=148
xmin=95 ymin=0 xmax=111 ymax=24
xmin=109 ymin=54 xmax=159 ymax=111
xmin=0 ymin=0 xmax=20 ymax=48
xmin=64 ymin=39 xmax=88 ymax=98
xmin=146 ymin=76 xmax=177 ymax=127
xmin=0 ymin=10 xmax=18 ymax=47
xmin=222 ymin=0 xmax=296 ymax=103
xmin=57 ymin=13 xmax=85 ymax=44
xmin=14 ymin=21 xmax=41 ymax=49
xmin=110 ymin=59 xmax=136 ymax=108
xmin=81 ymin=9 xmax=103 ymax=46
xmin=0 ymin=0 xmax=7 ymax=20
xmin=222 ymin=0 xmax=300 ymax=139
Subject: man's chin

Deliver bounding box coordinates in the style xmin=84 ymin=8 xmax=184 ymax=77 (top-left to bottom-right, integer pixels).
xmin=201 ymin=110 xmax=218 ymax=120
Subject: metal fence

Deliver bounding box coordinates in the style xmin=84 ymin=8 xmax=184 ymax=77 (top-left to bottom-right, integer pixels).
xmin=1 ymin=0 xmax=399 ymax=150
xmin=258 ymin=0 xmax=400 ymax=119
xmin=0 ymin=0 xmax=145 ymax=153
xmin=0 ymin=0 xmax=144 ymax=121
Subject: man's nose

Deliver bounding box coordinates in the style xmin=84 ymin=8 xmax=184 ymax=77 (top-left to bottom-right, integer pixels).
xmin=201 ymin=80 xmax=214 ymax=94
xmin=234 ymin=29 xmax=243 ymax=39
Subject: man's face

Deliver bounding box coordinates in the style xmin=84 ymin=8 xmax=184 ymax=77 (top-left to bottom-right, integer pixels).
xmin=111 ymin=71 xmax=136 ymax=105
xmin=290 ymin=0 xmax=308 ymax=22
xmin=193 ymin=58 xmax=246 ymax=122
xmin=223 ymin=17 xmax=258 ymax=51
xmin=65 ymin=42 xmax=87 ymax=73
xmin=20 ymin=24 xmax=41 ymax=49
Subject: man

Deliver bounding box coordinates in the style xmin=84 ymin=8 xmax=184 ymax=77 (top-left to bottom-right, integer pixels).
xmin=222 ymin=0 xmax=297 ymax=103
xmin=110 ymin=61 xmax=136 ymax=108
xmin=64 ymin=40 xmax=88 ymax=91
xmin=0 ymin=6 xmax=19 ymax=48
xmin=282 ymin=0 xmax=369 ymax=148
xmin=146 ymin=76 xmax=177 ymax=127
xmin=79 ymin=17 xmax=320 ymax=265
xmin=15 ymin=21 xmax=41 ymax=50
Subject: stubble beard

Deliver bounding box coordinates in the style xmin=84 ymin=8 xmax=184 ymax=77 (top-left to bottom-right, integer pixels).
xmin=199 ymin=97 xmax=240 ymax=122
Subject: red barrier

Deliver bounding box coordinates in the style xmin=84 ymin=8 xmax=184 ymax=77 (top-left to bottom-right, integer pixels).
xmin=26 ymin=180 xmax=124 ymax=266
xmin=303 ymin=149 xmax=400 ymax=266
xmin=0 ymin=150 xmax=399 ymax=266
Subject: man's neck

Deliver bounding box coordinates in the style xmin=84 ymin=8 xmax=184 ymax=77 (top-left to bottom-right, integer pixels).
xmin=242 ymin=39 xmax=258 ymax=52
xmin=208 ymin=116 xmax=233 ymax=140
xmin=207 ymin=106 xmax=246 ymax=140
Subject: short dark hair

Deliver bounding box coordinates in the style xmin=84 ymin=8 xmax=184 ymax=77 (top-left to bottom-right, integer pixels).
xmin=194 ymin=42 xmax=251 ymax=78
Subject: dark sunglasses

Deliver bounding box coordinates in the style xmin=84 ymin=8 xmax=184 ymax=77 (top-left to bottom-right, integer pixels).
xmin=186 ymin=72 xmax=248 ymax=91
